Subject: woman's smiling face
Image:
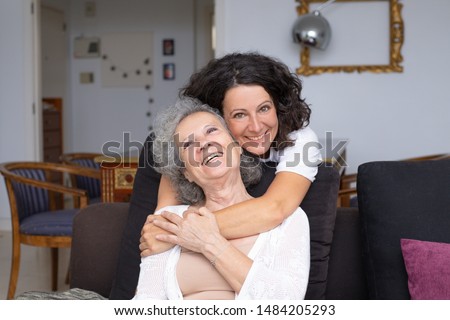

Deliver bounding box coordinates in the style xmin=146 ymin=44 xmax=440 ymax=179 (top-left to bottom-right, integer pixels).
xmin=222 ymin=85 xmax=278 ymax=157
xmin=175 ymin=111 xmax=241 ymax=185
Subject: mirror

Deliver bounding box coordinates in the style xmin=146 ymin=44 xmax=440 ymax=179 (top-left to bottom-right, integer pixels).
xmin=295 ymin=0 xmax=404 ymax=76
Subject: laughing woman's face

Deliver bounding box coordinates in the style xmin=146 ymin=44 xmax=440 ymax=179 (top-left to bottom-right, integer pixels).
xmin=175 ymin=111 xmax=241 ymax=186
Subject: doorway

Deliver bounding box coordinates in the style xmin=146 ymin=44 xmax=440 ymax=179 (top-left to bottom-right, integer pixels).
xmin=40 ymin=4 xmax=68 ymax=160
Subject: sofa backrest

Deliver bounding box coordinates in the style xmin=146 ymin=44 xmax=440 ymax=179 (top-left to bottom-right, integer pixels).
xmin=326 ymin=207 xmax=368 ymax=299
xmin=357 ymin=159 xmax=450 ymax=299
xmin=70 ymin=202 xmax=130 ymax=298
xmin=301 ymin=163 xmax=340 ymax=299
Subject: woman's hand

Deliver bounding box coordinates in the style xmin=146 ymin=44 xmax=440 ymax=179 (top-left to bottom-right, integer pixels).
xmin=153 ymin=207 xmax=227 ymax=255
xmin=139 ymin=214 xmax=176 ymax=257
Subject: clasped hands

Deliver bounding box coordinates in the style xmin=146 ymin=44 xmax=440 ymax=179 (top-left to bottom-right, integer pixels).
xmin=139 ymin=207 xmax=223 ymax=257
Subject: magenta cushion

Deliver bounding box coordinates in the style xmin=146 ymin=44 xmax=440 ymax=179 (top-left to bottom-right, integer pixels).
xmin=401 ymin=238 xmax=450 ymax=299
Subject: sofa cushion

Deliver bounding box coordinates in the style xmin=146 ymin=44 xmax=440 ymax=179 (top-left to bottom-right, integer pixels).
xmin=301 ymin=164 xmax=340 ymax=299
xmin=70 ymin=203 xmax=130 ymax=298
xmin=401 ymin=238 xmax=450 ymax=300
xmin=326 ymin=207 xmax=368 ymax=299
xmin=358 ymin=159 xmax=450 ymax=299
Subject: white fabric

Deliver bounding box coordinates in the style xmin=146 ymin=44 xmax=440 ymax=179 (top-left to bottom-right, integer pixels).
xmin=262 ymin=126 xmax=322 ymax=182
xmin=133 ymin=205 xmax=310 ymax=300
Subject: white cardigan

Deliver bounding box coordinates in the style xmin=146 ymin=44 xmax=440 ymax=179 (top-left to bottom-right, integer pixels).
xmin=133 ymin=205 xmax=310 ymax=300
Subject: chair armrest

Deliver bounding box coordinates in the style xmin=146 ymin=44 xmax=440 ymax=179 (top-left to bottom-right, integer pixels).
xmin=70 ymin=202 xmax=130 ymax=298
xmin=1 ymin=162 xmax=95 ymax=207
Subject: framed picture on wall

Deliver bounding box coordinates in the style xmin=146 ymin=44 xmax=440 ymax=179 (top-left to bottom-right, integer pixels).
xmin=163 ymin=63 xmax=175 ymax=80
xmin=163 ymin=39 xmax=174 ymax=56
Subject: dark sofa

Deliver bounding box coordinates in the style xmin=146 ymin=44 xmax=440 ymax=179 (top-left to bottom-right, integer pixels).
xmin=69 ymin=159 xmax=450 ymax=300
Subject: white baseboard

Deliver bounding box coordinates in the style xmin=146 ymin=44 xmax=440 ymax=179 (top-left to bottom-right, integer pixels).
xmin=0 ymin=217 xmax=11 ymax=231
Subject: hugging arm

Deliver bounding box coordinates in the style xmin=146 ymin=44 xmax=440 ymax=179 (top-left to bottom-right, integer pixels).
xmin=214 ymin=128 xmax=321 ymax=238
xmin=141 ymin=171 xmax=311 ymax=254
xmin=141 ymin=129 xmax=319 ymax=254
xmin=215 ymin=171 xmax=311 ymax=238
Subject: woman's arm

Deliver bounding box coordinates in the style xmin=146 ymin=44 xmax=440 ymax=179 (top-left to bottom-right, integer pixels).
xmin=142 ymin=128 xmax=319 ymax=252
xmin=156 ymin=175 xmax=180 ymax=210
xmin=215 ymin=127 xmax=320 ymax=239
xmin=142 ymin=171 xmax=311 ymax=255
xmin=215 ymin=172 xmax=311 ymax=238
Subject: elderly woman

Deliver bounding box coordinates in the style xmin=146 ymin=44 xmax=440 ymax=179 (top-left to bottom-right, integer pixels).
xmin=133 ymin=97 xmax=310 ymax=300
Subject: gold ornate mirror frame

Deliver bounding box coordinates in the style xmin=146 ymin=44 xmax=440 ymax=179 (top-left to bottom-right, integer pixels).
xmin=296 ymin=0 xmax=404 ymax=76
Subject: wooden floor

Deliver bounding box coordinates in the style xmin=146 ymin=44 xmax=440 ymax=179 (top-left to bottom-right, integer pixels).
xmin=0 ymin=230 xmax=70 ymax=300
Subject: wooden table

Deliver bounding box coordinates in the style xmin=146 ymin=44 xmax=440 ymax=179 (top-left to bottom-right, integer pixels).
xmin=95 ymin=153 xmax=139 ymax=202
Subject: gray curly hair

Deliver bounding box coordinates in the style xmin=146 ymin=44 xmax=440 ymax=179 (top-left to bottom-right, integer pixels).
xmin=152 ymin=97 xmax=261 ymax=204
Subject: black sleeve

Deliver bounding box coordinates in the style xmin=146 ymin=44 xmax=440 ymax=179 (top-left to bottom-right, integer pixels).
xmin=109 ymin=133 xmax=161 ymax=299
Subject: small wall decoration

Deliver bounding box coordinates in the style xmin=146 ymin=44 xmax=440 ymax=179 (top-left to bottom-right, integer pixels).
xmin=74 ymin=37 xmax=101 ymax=58
xmin=101 ymin=33 xmax=153 ymax=87
xmin=163 ymin=39 xmax=175 ymax=56
xmin=163 ymin=63 xmax=175 ymax=80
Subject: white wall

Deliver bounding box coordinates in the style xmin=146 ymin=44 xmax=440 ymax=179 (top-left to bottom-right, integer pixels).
xmin=0 ymin=0 xmax=38 ymax=230
xmin=215 ymin=0 xmax=450 ymax=173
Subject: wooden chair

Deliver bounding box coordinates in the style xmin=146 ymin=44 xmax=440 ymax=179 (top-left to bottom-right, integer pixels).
xmin=337 ymin=153 xmax=449 ymax=207
xmin=0 ymin=161 xmax=100 ymax=299
xmin=337 ymin=172 xmax=358 ymax=207
xmin=60 ymin=153 xmax=102 ymax=205
xmin=402 ymin=153 xmax=449 ymax=162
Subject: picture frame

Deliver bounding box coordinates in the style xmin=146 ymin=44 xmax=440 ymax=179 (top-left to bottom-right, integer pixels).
xmin=163 ymin=63 xmax=175 ymax=80
xmin=74 ymin=37 xmax=101 ymax=58
xmin=295 ymin=0 xmax=404 ymax=76
xmin=163 ymin=39 xmax=175 ymax=56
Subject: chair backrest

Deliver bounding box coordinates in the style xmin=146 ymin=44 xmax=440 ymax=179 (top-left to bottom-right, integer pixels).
xmin=61 ymin=153 xmax=101 ymax=199
xmin=71 ymin=158 xmax=100 ymax=198
xmin=9 ymin=168 xmax=49 ymax=222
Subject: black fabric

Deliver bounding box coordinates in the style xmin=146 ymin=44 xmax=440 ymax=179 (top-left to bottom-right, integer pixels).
xmin=358 ymin=159 xmax=450 ymax=299
xmin=301 ymin=164 xmax=340 ymax=299
xmin=70 ymin=202 xmax=129 ymax=298
xmin=109 ymin=134 xmax=160 ymax=299
xmin=325 ymin=207 xmax=368 ymax=299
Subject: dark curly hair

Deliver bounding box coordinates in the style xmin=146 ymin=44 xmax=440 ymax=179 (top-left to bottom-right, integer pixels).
xmin=180 ymin=52 xmax=311 ymax=151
